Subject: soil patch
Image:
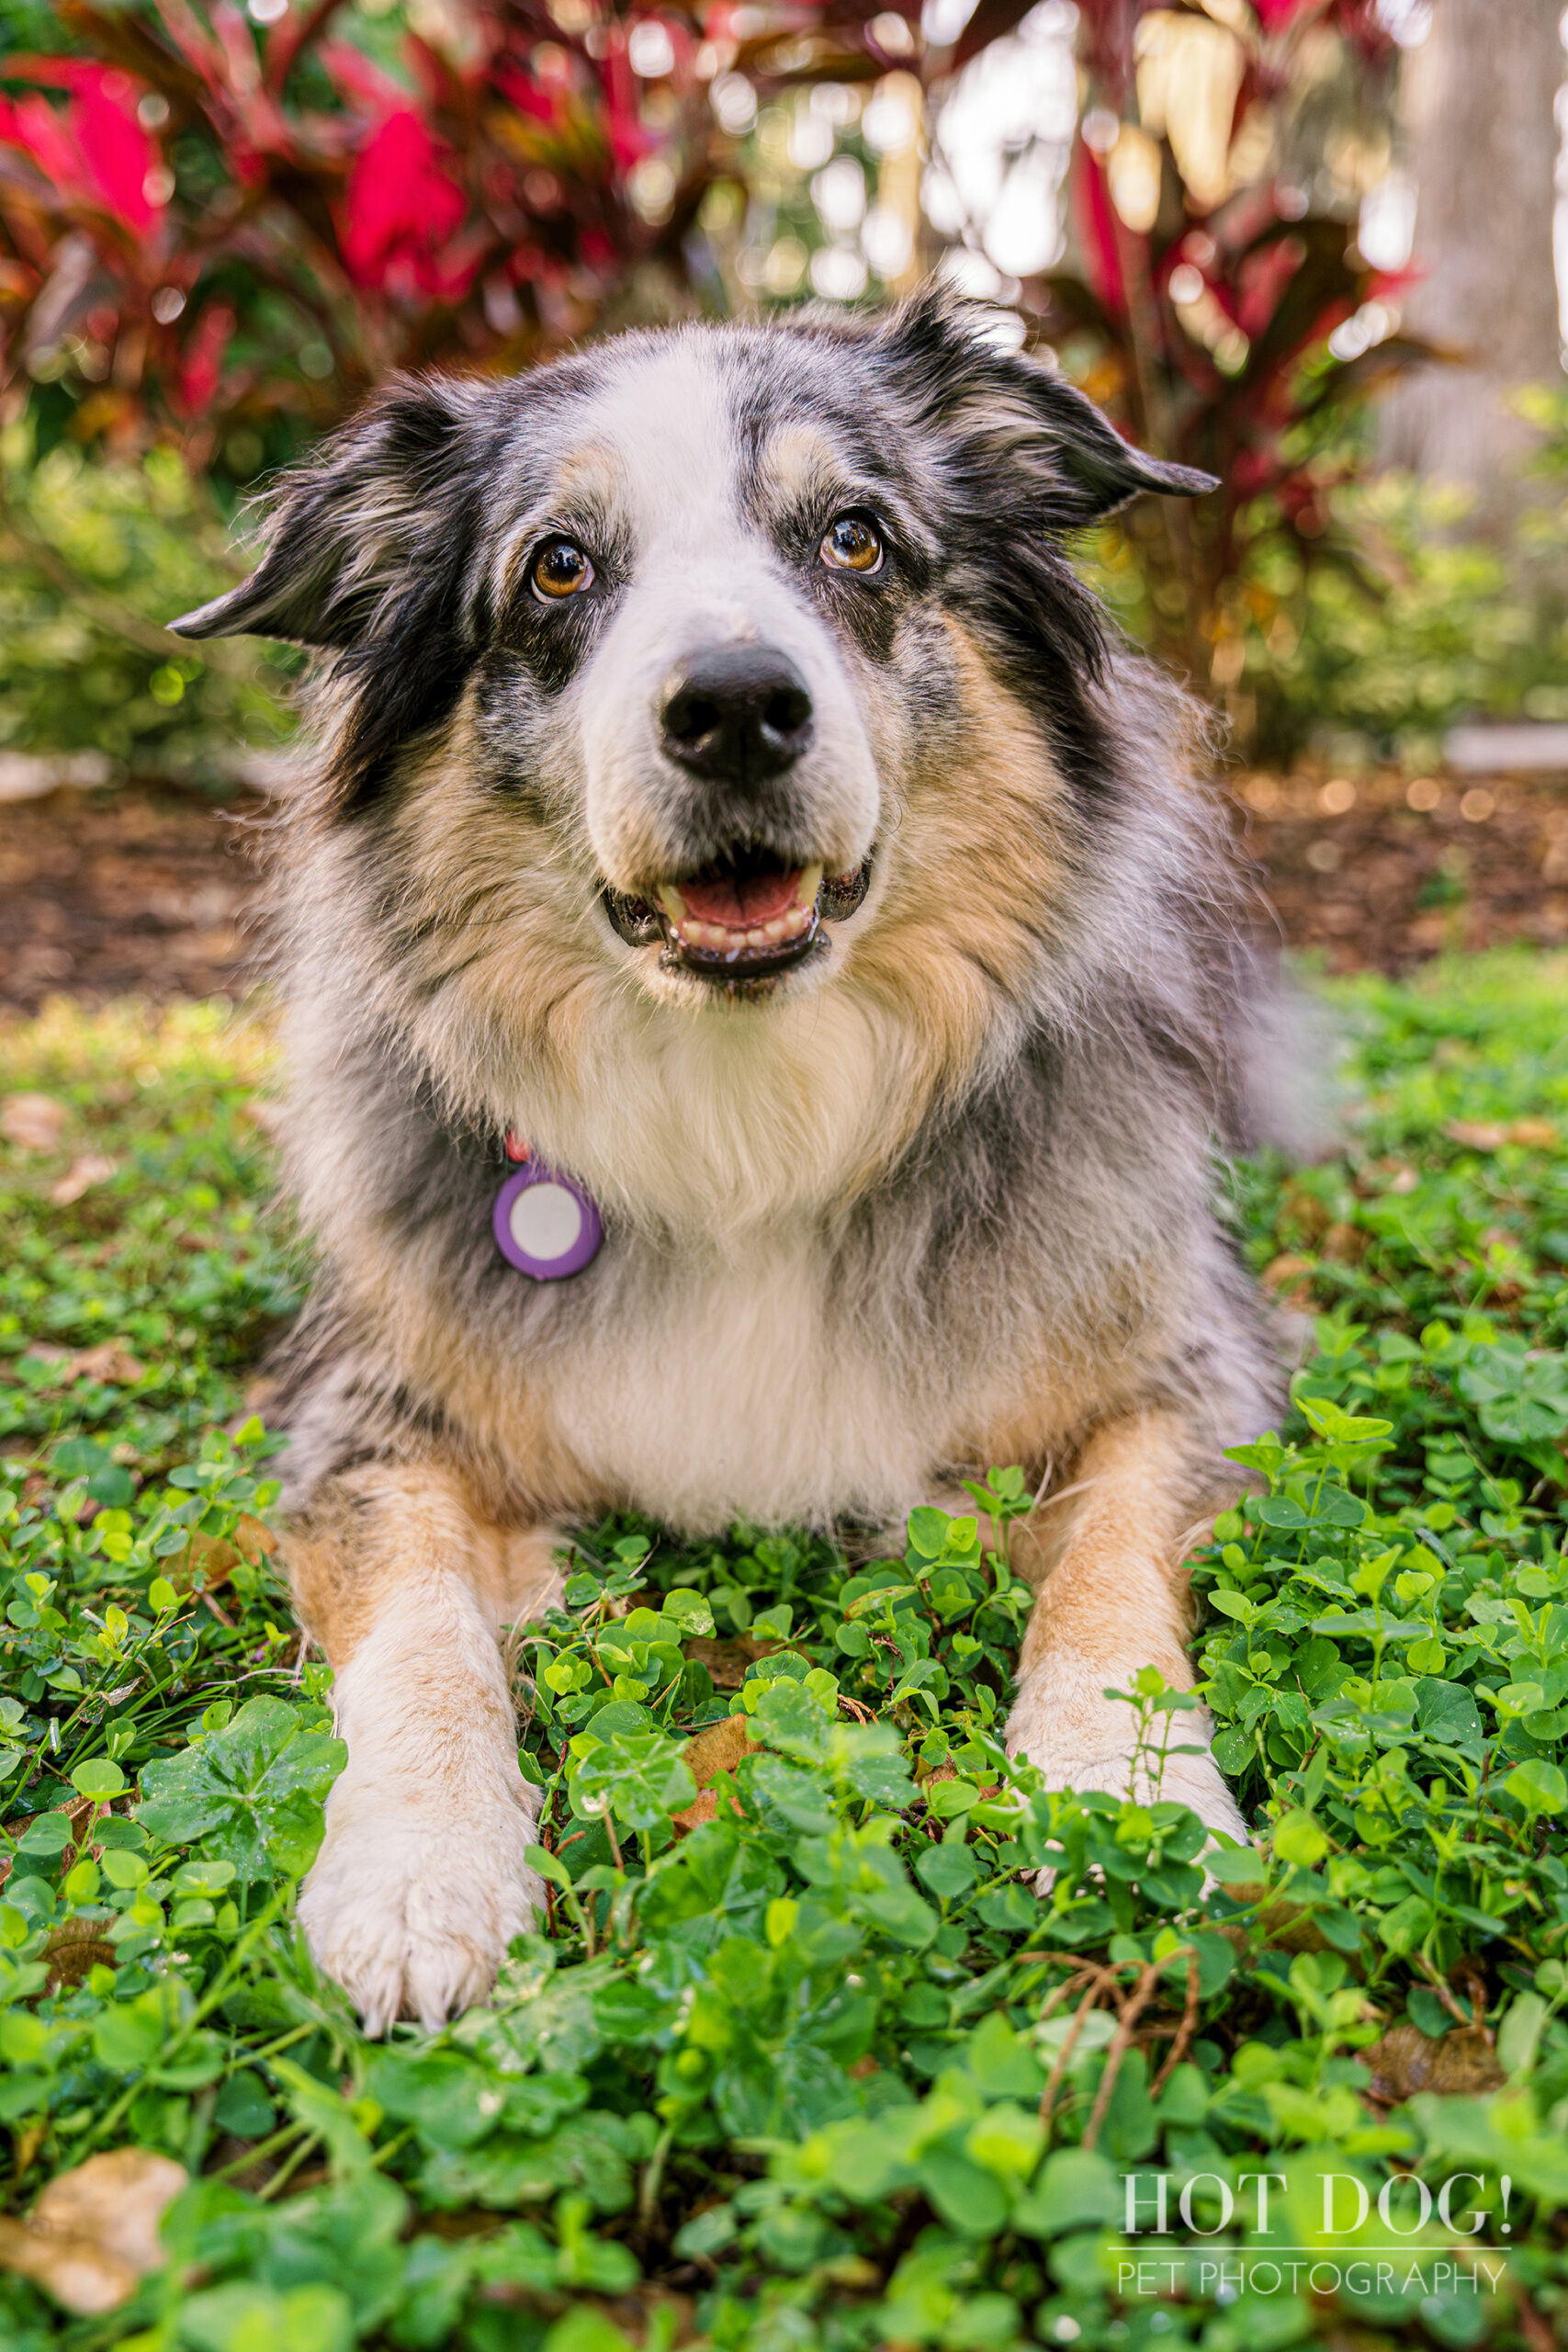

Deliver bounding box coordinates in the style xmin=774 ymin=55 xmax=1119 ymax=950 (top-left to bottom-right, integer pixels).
xmin=2 ymin=765 xmax=1566 ymax=1010
xmin=0 ymin=784 xmax=267 ymax=1009
xmin=1235 ymin=764 xmax=1568 ymax=971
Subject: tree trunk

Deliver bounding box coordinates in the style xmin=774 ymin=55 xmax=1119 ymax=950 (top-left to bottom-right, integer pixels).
xmin=1379 ymin=0 xmax=1562 ymax=534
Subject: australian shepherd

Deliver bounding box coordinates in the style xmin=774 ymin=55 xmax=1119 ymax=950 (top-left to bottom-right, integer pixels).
xmin=175 ymin=287 xmax=1299 ymax=2034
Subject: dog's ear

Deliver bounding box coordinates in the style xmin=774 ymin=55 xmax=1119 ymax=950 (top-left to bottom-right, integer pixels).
xmin=877 ymin=285 xmax=1217 ymax=531
xmin=1013 ymin=365 xmax=1218 ymax=526
xmin=169 ymin=376 xmax=487 ymax=648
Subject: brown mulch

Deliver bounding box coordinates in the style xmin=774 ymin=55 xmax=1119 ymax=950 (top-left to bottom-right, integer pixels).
xmin=0 ymin=782 xmax=267 ymax=1010
xmin=1233 ymin=764 xmax=1568 ymax=971
xmin=2 ymin=764 xmax=1567 ymax=1012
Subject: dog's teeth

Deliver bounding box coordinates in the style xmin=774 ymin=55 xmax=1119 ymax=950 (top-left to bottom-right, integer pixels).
xmin=661 ymin=875 xmax=824 ymax=960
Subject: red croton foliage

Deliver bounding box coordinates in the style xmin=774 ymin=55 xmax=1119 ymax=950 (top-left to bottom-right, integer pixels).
xmin=1032 ymin=0 xmax=1427 ymax=672
xmin=0 ymin=0 xmax=923 ymax=469
xmin=0 ymin=0 xmax=1426 ymax=707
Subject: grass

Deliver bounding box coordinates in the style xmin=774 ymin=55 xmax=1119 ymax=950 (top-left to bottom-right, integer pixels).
xmin=0 ymin=956 xmax=1564 ymax=2352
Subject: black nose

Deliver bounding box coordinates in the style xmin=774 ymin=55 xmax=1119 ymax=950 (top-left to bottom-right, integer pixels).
xmin=660 ymin=647 xmax=814 ymax=784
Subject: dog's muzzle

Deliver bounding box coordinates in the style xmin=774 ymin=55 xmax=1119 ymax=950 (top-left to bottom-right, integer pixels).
xmin=601 ymin=638 xmax=873 ymax=986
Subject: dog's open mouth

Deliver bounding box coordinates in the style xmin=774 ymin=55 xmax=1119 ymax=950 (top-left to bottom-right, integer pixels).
xmin=604 ymin=849 xmax=872 ymax=980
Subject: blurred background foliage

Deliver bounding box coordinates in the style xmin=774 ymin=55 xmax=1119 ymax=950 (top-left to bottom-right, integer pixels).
xmin=0 ymin=0 xmax=1564 ymax=783
xmin=0 ymin=424 xmax=296 ymax=788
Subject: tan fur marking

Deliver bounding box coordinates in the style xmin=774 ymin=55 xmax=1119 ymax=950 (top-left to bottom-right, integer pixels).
xmin=763 ymin=424 xmax=850 ymax=504
xmin=849 ymin=625 xmax=1072 ymax=1098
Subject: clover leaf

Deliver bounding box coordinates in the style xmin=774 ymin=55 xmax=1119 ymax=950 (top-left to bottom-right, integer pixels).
xmin=135 ymin=1696 xmax=345 ymax=1882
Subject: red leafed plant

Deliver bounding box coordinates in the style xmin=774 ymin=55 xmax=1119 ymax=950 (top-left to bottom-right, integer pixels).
xmin=0 ymin=0 xmax=1431 ymax=754
xmin=1017 ymin=0 xmax=1431 ymax=686
xmin=0 ymin=0 xmax=924 ymax=481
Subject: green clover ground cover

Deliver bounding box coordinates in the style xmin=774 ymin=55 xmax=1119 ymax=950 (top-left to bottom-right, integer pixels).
xmin=0 ymin=959 xmax=1565 ymax=2352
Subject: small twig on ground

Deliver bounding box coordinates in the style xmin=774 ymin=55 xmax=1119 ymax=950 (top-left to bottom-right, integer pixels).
xmin=1514 ymin=2285 xmax=1555 ymax=2352
xmin=1036 ymin=1962 xmax=1098 ymax=2025
xmin=1083 ymin=1961 xmax=1163 ymax=2150
xmin=1040 ymin=1965 xmax=1124 ymax=2129
xmin=1150 ymin=1950 xmax=1202 ymax=2097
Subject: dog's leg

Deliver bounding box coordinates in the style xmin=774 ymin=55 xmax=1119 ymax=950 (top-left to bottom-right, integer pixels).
xmin=1003 ymin=1411 xmax=1248 ymax=1844
xmin=286 ymin=1462 xmax=562 ymax=2034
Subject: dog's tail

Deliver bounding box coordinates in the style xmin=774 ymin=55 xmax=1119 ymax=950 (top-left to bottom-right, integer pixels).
xmin=1229 ymin=949 xmax=1338 ymax=1164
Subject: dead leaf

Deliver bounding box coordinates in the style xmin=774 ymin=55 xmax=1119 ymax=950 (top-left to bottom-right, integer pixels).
xmin=1260 ymin=1253 xmax=1313 ymax=1295
xmin=683 ymin=1635 xmax=798 ymax=1690
xmin=671 ymin=1714 xmax=760 ymax=1834
xmin=1209 ymin=1885 xmax=1336 ymax=1955
xmin=1506 ymin=1118 xmax=1559 ymax=1149
xmin=65 ymin=1340 xmax=145 ymax=1386
xmin=1 ymin=1793 xmax=101 ymax=1892
xmin=0 ymin=2148 xmax=186 ymax=2313
xmin=50 ymin=1155 xmax=116 ymax=1206
xmin=682 ymin=1714 xmax=761 ymax=1781
xmin=164 ymin=1530 xmax=239 ymax=1594
xmin=1363 ymin=2023 xmax=1503 ymax=2102
xmin=42 ymin=1913 xmax=118 ymax=1994
xmin=234 ymin=1511 xmax=277 ymax=1562
xmin=1277 ymin=1184 xmax=1330 ymax=1240
xmin=670 ymin=1788 xmax=727 ymax=1832
xmin=682 ymin=1638 xmax=757 ymax=1690
xmin=1445 ymin=1121 xmax=1508 ymax=1151
xmin=0 ymin=1092 xmax=67 ymax=1152
xmin=1319 ymin=1221 xmax=1367 ymax=1263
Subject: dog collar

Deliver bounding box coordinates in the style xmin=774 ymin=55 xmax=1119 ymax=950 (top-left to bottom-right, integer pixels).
xmin=492 ymin=1130 xmax=603 ymax=1280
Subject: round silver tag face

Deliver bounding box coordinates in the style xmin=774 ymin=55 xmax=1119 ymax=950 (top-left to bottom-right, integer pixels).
xmin=508 ymin=1180 xmax=585 ymax=1262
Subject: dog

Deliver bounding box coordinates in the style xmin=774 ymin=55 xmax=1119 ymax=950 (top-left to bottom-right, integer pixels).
xmin=174 ymin=286 xmax=1298 ymax=2035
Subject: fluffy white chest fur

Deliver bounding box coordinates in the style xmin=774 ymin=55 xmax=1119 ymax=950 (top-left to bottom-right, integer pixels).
xmin=543 ymin=1235 xmax=931 ymax=1532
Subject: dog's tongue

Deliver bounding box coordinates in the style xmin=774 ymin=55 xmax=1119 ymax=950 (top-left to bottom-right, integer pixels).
xmin=679 ymin=865 xmax=803 ymax=929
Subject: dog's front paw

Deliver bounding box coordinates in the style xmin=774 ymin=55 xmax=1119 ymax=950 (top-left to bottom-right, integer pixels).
xmin=298 ymin=1777 xmax=542 ymax=2034
xmin=1022 ymin=1734 xmax=1248 ymax=1847
xmin=1145 ymin=1739 xmax=1250 ymax=1848
xmin=1006 ymin=1673 xmax=1249 ymax=1851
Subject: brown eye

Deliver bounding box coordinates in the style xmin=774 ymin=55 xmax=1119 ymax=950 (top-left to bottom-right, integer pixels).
xmin=820 ymin=514 xmax=884 ymax=575
xmin=532 ymin=540 xmax=594 ymax=600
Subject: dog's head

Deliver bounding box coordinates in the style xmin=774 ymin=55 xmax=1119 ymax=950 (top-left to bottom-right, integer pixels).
xmin=175 ymin=288 xmax=1212 ymax=1018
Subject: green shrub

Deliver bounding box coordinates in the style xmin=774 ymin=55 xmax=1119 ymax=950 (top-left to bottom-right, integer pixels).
xmin=0 ymin=428 xmax=293 ymax=790
xmin=1088 ymin=397 xmax=1568 ymax=772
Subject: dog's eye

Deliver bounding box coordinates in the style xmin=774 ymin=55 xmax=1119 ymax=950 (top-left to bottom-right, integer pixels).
xmin=820 ymin=514 xmax=884 ymax=576
xmin=532 ymin=540 xmax=595 ymax=600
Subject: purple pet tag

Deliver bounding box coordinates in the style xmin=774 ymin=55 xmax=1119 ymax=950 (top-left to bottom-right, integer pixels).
xmin=492 ymin=1151 xmax=603 ymax=1280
